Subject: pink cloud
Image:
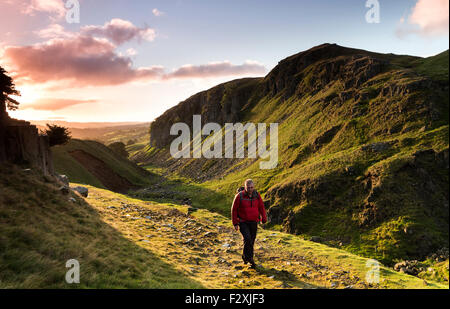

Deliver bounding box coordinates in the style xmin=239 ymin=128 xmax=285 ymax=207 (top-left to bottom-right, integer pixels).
xmin=165 ymin=61 xmax=266 ymax=79
xmin=3 ymin=17 xmax=266 ymax=88
xmin=4 ymin=35 xmax=164 ymax=87
xmin=35 ymin=23 xmax=73 ymax=39
xmin=410 ymin=0 xmax=449 ymax=35
xmin=23 ymin=0 xmax=65 ymax=18
xmin=81 ymin=19 xmax=156 ymax=45
xmin=21 ymin=98 xmax=98 ymax=110
xmin=397 ymin=0 xmax=449 ymax=37
xmin=4 ymin=34 xmax=266 ymax=87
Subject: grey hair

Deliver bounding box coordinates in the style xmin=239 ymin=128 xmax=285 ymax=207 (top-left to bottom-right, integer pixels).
xmin=244 ymin=179 xmax=254 ymax=186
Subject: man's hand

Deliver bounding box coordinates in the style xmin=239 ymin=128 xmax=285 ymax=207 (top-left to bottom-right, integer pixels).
xmin=234 ymin=225 xmax=239 ymax=231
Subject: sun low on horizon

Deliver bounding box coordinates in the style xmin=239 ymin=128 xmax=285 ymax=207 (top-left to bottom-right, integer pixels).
xmin=0 ymin=0 xmax=448 ymax=123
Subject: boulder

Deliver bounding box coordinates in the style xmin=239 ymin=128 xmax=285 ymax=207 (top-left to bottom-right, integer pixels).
xmin=182 ymin=197 xmax=192 ymax=206
xmin=310 ymin=236 xmax=324 ymax=243
xmin=71 ymin=186 xmax=89 ymax=197
xmin=59 ymin=186 xmax=70 ymax=195
xmin=57 ymin=174 xmax=69 ymax=186
xmin=361 ymin=141 xmax=395 ymax=153
xmin=187 ymin=206 xmax=198 ymax=214
xmin=394 ymin=260 xmax=420 ymax=276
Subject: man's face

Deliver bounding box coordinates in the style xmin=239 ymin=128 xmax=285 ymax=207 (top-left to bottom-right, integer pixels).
xmin=245 ymin=182 xmax=254 ymax=195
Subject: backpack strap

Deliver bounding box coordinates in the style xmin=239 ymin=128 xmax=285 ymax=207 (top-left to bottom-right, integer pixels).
xmin=237 ymin=191 xmax=243 ymax=223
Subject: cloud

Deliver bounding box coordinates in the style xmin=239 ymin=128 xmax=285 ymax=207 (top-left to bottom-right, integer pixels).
xmin=46 ymin=116 xmax=67 ymax=120
xmin=3 ymin=17 xmax=266 ymax=88
xmin=410 ymin=0 xmax=449 ymax=35
xmin=4 ymin=35 xmax=164 ymax=87
xmin=164 ymin=61 xmax=267 ymax=79
xmin=126 ymin=48 xmax=138 ymax=56
xmin=397 ymin=0 xmax=449 ymax=37
xmin=35 ymin=23 xmax=73 ymax=39
xmin=152 ymin=8 xmax=165 ymax=17
xmin=4 ymin=33 xmax=266 ymax=87
xmin=21 ymin=98 xmax=98 ymax=110
xmin=23 ymin=0 xmax=65 ymax=18
xmin=81 ymin=18 xmax=156 ymax=45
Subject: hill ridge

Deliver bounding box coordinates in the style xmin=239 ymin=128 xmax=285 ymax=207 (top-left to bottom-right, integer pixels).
xmin=138 ymin=43 xmax=449 ymax=268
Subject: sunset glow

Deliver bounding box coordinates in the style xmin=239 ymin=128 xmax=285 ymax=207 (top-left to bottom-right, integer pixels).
xmin=1 ymin=0 xmax=448 ymax=122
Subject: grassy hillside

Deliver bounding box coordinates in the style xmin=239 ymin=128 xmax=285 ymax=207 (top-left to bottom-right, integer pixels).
xmin=53 ymin=139 xmax=154 ymax=192
xmin=0 ymin=164 xmax=202 ymax=288
xmin=132 ymin=44 xmax=449 ymax=268
xmin=0 ymin=164 xmax=446 ymax=288
xmin=414 ymin=50 xmax=449 ymax=83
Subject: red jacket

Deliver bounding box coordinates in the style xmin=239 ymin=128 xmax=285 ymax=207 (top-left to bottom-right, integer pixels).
xmin=231 ymin=190 xmax=267 ymax=226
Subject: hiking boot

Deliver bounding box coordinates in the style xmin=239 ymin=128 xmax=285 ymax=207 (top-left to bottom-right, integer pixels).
xmin=242 ymin=255 xmax=249 ymax=265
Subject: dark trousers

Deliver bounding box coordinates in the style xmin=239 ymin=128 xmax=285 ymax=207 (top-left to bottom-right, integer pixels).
xmin=239 ymin=221 xmax=258 ymax=262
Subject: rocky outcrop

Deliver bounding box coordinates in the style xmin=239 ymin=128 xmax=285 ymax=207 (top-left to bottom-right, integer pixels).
xmin=150 ymin=78 xmax=262 ymax=148
xmin=0 ymin=116 xmax=54 ymax=175
xmin=263 ymin=43 xmax=386 ymax=97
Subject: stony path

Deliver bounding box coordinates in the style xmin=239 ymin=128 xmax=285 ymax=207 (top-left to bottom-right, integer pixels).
xmin=88 ymin=188 xmax=370 ymax=289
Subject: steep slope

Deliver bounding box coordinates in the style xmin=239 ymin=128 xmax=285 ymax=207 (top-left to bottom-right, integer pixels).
xmin=53 ymin=139 xmax=154 ymax=193
xmin=136 ymin=44 xmax=449 ymax=266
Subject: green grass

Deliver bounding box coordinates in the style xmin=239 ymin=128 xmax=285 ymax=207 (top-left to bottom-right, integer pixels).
xmin=0 ymin=164 xmax=203 ymax=288
xmin=413 ymin=50 xmax=449 ymax=82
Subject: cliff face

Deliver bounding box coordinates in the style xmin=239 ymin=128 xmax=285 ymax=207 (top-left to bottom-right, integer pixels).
xmin=150 ymin=77 xmax=263 ymax=148
xmin=0 ymin=116 xmax=54 ymax=175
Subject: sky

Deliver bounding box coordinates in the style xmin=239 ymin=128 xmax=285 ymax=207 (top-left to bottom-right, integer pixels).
xmin=0 ymin=0 xmax=448 ymax=122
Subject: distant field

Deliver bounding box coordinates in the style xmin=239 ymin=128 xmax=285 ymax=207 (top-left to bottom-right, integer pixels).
xmin=31 ymin=121 xmax=150 ymax=145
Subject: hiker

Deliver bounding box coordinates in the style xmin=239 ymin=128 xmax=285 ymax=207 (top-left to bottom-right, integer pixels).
xmin=231 ymin=179 xmax=267 ymax=268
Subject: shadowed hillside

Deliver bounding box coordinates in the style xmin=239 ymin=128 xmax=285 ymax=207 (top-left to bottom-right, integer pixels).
xmin=52 ymin=139 xmax=155 ymax=193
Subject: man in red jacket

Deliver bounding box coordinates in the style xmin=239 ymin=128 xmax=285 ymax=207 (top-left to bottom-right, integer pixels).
xmin=231 ymin=179 xmax=267 ymax=268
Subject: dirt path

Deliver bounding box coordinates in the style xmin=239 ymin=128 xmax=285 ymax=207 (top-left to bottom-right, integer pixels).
xmin=86 ymin=187 xmax=373 ymax=289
